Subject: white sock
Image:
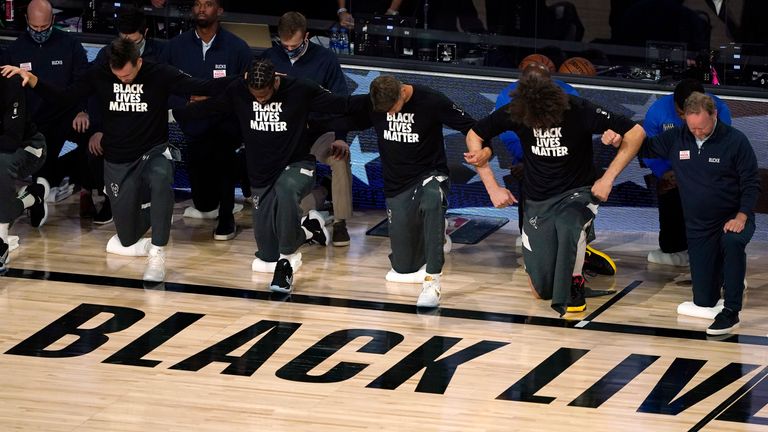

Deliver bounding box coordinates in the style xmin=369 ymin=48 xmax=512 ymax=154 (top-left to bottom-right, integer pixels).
xmin=0 ymin=223 xmax=8 ymax=242
xmin=149 ymin=244 xmax=165 ymax=254
xmin=20 ymin=193 xmax=36 ymax=209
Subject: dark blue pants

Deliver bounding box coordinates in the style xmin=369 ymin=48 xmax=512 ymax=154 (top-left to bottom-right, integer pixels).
xmin=688 ymin=219 xmax=755 ymax=312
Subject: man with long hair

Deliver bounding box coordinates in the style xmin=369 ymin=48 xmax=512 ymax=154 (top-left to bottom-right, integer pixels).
xmin=466 ymin=64 xmax=645 ymax=316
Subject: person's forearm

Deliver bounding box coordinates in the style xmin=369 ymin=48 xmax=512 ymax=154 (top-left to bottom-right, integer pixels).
xmin=467 ymin=129 xmax=500 ymax=189
xmin=602 ymin=124 xmax=644 ymax=183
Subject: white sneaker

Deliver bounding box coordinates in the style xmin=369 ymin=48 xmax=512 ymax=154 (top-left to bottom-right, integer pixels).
xmin=8 ymin=235 xmax=19 ymax=252
xmin=143 ymin=246 xmax=166 ymax=282
xmin=252 ymin=252 xmax=302 ymax=273
xmin=183 ymin=206 xmax=219 ymax=219
xmin=106 ymin=234 xmax=151 ymax=257
xmin=677 ymin=299 xmax=724 ymax=319
xmin=417 ymin=275 xmax=441 ymax=308
xmin=647 ymin=249 xmax=689 ymax=266
xmin=386 ymin=265 xmax=428 ymax=283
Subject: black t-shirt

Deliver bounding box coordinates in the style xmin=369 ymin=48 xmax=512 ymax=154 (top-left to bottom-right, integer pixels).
xmin=340 ymin=85 xmax=475 ymax=197
xmin=173 ymin=76 xmax=349 ymax=188
xmin=473 ymin=95 xmax=636 ymax=201
xmin=34 ymin=61 xmax=229 ymax=163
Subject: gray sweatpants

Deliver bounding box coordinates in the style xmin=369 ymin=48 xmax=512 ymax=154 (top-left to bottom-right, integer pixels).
xmin=0 ymin=132 xmax=46 ymax=223
xmin=104 ymin=144 xmax=174 ymax=247
xmin=522 ymin=186 xmax=598 ymax=312
xmin=386 ymin=173 xmax=449 ymax=275
xmin=252 ymin=160 xmax=315 ymax=262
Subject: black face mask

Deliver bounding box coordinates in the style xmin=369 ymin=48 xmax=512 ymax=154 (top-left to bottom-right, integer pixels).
xmin=28 ymin=25 xmax=53 ymax=44
xmin=283 ymin=39 xmax=307 ymax=60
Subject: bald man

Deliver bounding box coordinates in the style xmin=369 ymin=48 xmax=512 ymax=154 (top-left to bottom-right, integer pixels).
xmin=2 ymin=0 xmax=89 ymax=204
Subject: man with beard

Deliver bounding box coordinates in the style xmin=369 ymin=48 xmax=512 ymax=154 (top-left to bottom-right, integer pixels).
xmin=163 ymin=0 xmax=252 ymax=241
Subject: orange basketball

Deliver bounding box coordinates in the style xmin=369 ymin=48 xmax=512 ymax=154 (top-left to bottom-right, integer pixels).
xmin=558 ymin=57 xmax=597 ymax=76
xmin=519 ymin=54 xmax=556 ymax=73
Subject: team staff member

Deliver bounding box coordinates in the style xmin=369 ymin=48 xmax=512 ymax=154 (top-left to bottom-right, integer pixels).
xmin=173 ymin=59 xmax=348 ymax=295
xmin=642 ymin=78 xmax=732 ymax=267
xmin=86 ymin=5 xmax=168 ymax=224
xmin=163 ymin=0 xmax=252 ymax=241
xmin=328 ymin=75 xmax=476 ymax=308
xmin=0 ymin=75 xmax=49 ymax=275
xmin=262 ymin=11 xmax=354 ymax=247
xmin=466 ymin=65 xmax=645 ymax=316
xmin=604 ymin=92 xmax=759 ymax=336
xmin=2 ymin=38 xmax=233 ymax=283
xmin=2 ymin=0 xmax=89 ymax=202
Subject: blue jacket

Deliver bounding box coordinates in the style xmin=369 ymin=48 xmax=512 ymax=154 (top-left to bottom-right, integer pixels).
xmin=262 ymin=42 xmax=349 ymax=141
xmin=642 ymin=120 xmax=760 ymax=237
xmin=163 ymin=27 xmax=252 ymax=138
xmin=642 ymin=93 xmax=732 ymax=178
xmin=494 ymin=80 xmax=579 ymax=164
xmin=2 ymin=29 xmax=88 ymax=126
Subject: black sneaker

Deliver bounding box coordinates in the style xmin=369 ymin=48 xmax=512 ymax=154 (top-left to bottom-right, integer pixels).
xmin=583 ymin=245 xmax=616 ymax=276
xmin=0 ymin=238 xmax=9 ymax=275
xmin=214 ymin=215 xmax=237 ymax=241
xmin=94 ymin=197 xmax=113 ymax=225
xmin=20 ymin=177 xmax=50 ymax=228
xmin=566 ymin=275 xmax=587 ymax=313
xmin=80 ymin=191 xmax=96 ymax=218
xmin=332 ymin=220 xmax=350 ymax=247
xmin=302 ymin=210 xmax=329 ymax=246
xmin=707 ymin=308 xmax=740 ymax=335
xmin=269 ymin=258 xmax=294 ymax=293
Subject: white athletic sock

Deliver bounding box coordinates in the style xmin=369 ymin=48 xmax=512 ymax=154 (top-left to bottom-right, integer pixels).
xmin=20 ymin=193 xmax=36 ymax=209
xmin=0 ymin=223 xmax=8 ymax=242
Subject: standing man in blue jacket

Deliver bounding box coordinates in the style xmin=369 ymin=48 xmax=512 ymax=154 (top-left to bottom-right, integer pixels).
xmin=642 ymin=78 xmax=732 ymax=267
xmin=604 ymin=92 xmax=759 ymax=335
xmin=2 ymin=0 xmax=89 ymax=202
xmin=163 ymin=0 xmax=252 ymax=240
xmin=262 ymin=11 xmax=354 ymax=247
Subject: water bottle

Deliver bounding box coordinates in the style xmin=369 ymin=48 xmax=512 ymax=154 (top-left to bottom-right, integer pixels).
xmin=339 ymin=27 xmax=349 ymax=55
xmin=329 ymin=25 xmax=340 ymax=54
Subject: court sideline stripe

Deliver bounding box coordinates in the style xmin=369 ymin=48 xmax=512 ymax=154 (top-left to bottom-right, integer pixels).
xmin=4 ymin=268 xmax=764 ymax=347
xmin=579 ymin=279 xmax=643 ymax=324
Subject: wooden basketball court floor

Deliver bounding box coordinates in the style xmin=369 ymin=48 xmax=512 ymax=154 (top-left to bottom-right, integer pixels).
xmin=2 ymin=196 xmax=768 ymax=431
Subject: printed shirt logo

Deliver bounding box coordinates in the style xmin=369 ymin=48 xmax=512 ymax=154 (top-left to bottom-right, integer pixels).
xmin=251 ymin=101 xmax=287 ymax=131
xmin=662 ymin=123 xmax=676 ymax=131
xmin=20 ymin=62 xmax=32 ymax=71
xmin=679 ymin=150 xmax=690 ymax=160
xmin=531 ymin=127 xmax=567 ymax=157
xmin=213 ymin=69 xmax=226 ymax=79
xmin=51 ymin=60 xmax=63 ymax=66
xmin=109 ymin=83 xmax=148 ymax=112
xmin=596 ymin=107 xmax=611 ymax=119
xmin=384 ymin=112 xmax=419 ymax=143
xmin=709 ymin=157 xmax=720 ymax=163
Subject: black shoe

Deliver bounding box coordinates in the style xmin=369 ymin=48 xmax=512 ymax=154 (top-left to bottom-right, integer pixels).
xmin=332 ymin=220 xmax=350 ymax=247
xmin=269 ymin=258 xmax=294 ymax=293
xmin=80 ymin=191 xmax=96 ymax=218
xmin=583 ymin=245 xmax=616 ymax=276
xmin=0 ymin=238 xmax=8 ymax=275
xmin=214 ymin=215 xmax=237 ymax=241
xmin=707 ymin=308 xmax=740 ymax=335
xmin=566 ymin=275 xmax=587 ymax=313
xmin=302 ymin=210 xmax=329 ymax=246
xmin=94 ymin=197 xmax=113 ymax=225
xmin=20 ymin=178 xmax=50 ymax=228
